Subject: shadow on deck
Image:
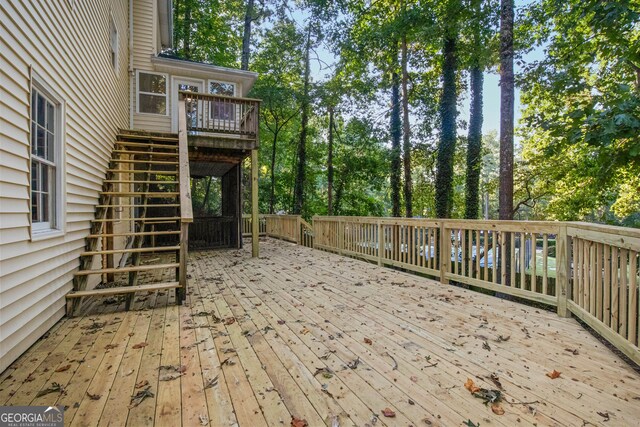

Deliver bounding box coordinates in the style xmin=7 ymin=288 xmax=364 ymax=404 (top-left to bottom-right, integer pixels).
xmin=1 ymin=238 xmax=639 ymax=426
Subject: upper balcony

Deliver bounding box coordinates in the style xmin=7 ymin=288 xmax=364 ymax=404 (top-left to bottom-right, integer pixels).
xmin=180 ymin=91 xmax=260 ymax=151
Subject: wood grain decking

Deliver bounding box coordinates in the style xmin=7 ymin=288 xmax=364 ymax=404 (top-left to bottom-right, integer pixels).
xmin=1 ymin=238 xmax=639 ymax=426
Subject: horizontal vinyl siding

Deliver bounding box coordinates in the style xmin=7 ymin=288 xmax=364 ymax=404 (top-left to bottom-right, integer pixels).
xmin=132 ymin=0 xmax=172 ymax=132
xmin=0 ymin=0 xmax=130 ymax=372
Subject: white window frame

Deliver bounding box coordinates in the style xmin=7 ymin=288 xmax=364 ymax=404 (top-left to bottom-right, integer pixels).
xmin=136 ymin=70 xmax=169 ymax=116
xmin=109 ymin=14 xmax=119 ymax=71
xmin=30 ymin=71 xmax=66 ymax=240
xmin=207 ymin=80 xmax=237 ymax=123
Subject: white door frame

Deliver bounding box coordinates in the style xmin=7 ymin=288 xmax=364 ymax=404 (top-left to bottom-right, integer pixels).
xmin=171 ymin=76 xmax=204 ymax=132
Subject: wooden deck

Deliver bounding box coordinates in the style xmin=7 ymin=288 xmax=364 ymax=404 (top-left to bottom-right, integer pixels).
xmin=1 ymin=238 xmax=639 ymax=426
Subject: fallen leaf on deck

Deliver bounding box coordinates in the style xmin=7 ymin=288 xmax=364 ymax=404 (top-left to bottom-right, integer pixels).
xmin=224 ymin=317 xmax=236 ymax=325
xmin=596 ymin=411 xmax=610 ymax=421
xmin=464 ymin=378 xmax=481 ymax=394
xmin=128 ymin=333 xmax=135 ymax=337
xmin=291 ymin=416 xmax=308 ymax=427
xmin=86 ymin=391 xmax=101 ymax=400
xmin=381 ymin=408 xmax=396 ymax=417
xmin=277 ymin=320 xmax=286 ymax=325
xmin=491 ymin=403 xmax=505 ymax=415
xmin=132 ymin=342 xmax=148 ymax=349
xmin=564 ymin=348 xmax=579 ymax=355
xmin=105 ymin=344 xmax=118 ymax=350
xmin=36 ymin=382 xmax=63 ymax=398
xmin=129 ymin=386 xmax=154 ymax=408
xmin=204 ymin=376 xmax=219 ymax=389
xmin=347 ymin=357 xmax=360 ymax=370
xmin=546 ymin=370 xmax=561 ymax=379
xmin=199 ymin=414 xmax=209 ymax=426
xmin=24 ymin=373 xmax=36 ymax=382
xmin=496 ymin=335 xmax=510 ymax=342
xmin=159 ymin=365 xmax=187 ymax=381
xmin=123 ymin=369 xmax=135 ymax=377
xmin=364 ymin=338 xmax=373 ymax=345
xmin=300 ymin=327 xmax=310 ymax=335
xmin=483 ymin=341 xmax=492 ymax=351
xmin=410 ymin=376 xmax=418 ymax=383
xmin=55 ymin=364 xmax=71 ymax=372
xmin=463 ymin=420 xmax=479 ymax=427
xmin=490 ymin=373 xmax=503 ymax=390
xmin=135 ymin=380 xmax=149 ymax=389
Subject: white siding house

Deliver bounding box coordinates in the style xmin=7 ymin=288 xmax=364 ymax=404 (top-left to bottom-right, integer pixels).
xmin=0 ymin=0 xmax=256 ymax=373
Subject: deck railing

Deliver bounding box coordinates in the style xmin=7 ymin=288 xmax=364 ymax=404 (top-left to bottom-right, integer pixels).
xmin=179 ymin=91 xmax=259 ymax=138
xmin=242 ymin=214 xmax=267 ymax=236
xmin=311 ymin=216 xmax=640 ymax=365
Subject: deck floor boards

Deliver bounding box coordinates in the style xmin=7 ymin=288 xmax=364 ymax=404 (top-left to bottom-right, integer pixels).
xmin=1 ymin=238 xmax=639 ymax=426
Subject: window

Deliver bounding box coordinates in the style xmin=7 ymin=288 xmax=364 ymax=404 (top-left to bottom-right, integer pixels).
xmin=137 ymin=71 xmax=168 ymax=115
xmin=208 ymin=81 xmax=235 ymax=121
xmin=109 ymin=16 xmax=118 ymax=70
xmin=30 ymin=80 xmax=63 ymax=235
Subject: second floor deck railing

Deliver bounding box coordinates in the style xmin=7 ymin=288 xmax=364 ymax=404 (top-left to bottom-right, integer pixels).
xmin=179 ymin=91 xmax=260 ymax=139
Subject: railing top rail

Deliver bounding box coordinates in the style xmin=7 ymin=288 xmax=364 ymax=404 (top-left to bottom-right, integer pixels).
xmin=178 ymin=90 xmax=262 ymax=103
xmin=263 ymin=214 xmax=301 ymax=220
xmin=568 ymin=221 xmax=640 ymax=238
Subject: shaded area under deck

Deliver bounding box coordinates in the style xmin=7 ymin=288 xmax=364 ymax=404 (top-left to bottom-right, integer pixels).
xmin=1 ymin=239 xmax=639 ymax=426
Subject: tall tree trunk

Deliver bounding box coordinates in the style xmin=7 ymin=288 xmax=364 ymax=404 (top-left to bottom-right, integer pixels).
xmin=401 ymin=34 xmax=412 ymax=218
xmin=202 ymin=176 xmax=213 ymax=213
xmin=435 ymin=34 xmax=458 ymax=218
xmin=294 ymin=27 xmax=312 ymax=215
xmin=499 ymin=0 xmax=514 ymax=220
xmin=327 ymin=106 xmax=335 ymax=215
xmin=241 ymin=0 xmax=255 ymax=70
xmin=390 ymin=49 xmax=402 ymax=218
xmin=183 ymin=1 xmax=191 ymax=59
xmin=269 ymin=129 xmax=279 ymax=214
xmin=465 ymin=67 xmax=483 ymax=219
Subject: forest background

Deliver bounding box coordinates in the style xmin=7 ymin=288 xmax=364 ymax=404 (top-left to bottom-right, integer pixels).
xmin=173 ymin=0 xmax=640 ymax=227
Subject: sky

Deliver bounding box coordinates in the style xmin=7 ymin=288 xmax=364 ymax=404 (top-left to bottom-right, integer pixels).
xmin=290 ymin=0 xmax=542 ymax=137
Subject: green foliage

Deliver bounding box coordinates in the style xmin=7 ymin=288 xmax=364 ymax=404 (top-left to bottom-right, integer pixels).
xmin=518 ymin=0 xmax=640 ymax=225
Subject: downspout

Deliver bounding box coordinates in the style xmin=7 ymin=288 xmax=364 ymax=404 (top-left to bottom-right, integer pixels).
xmin=129 ymin=0 xmax=134 ymax=128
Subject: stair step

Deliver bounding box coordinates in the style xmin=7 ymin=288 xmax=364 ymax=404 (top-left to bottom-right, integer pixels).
xmin=107 ymin=169 xmax=179 ymax=175
xmin=112 ymin=150 xmax=178 ymax=157
xmin=114 ymin=141 xmax=178 ymax=150
xmin=74 ymin=263 xmax=180 ymax=276
xmin=103 ymin=180 xmax=178 ymax=184
xmin=66 ymin=282 xmax=180 ymax=298
xmin=96 ymin=204 xmax=180 ymax=208
xmin=99 ymin=191 xmax=179 ymax=196
xmin=92 ymin=216 xmax=181 ymax=222
xmin=81 ymin=246 xmax=180 ymax=256
xmin=87 ymin=231 xmax=181 ymax=238
xmin=117 ymin=134 xmax=178 ymax=143
xmin=110 ymin=159 xmax=179 ymax=165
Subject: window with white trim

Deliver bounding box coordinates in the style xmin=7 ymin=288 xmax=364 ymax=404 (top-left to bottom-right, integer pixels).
xmin=30 ymin=83 xmax=63 ymax=233
xmin=109 ymin=16 xmax=118 ymax=70
xmin=137 ymin=71 xmax=168 ymax=115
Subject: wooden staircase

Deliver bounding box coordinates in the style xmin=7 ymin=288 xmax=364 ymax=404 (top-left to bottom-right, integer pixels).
xmin=67 ymin=130 xmax=192 ymax=315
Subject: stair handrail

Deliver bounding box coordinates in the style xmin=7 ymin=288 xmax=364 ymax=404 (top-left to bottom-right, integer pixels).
xmin=177 ymin=97 xmax=193 ymax=297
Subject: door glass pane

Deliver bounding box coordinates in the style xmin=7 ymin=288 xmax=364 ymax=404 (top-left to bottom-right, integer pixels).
xmin=179 ymin=84 xmax=199 ymax=93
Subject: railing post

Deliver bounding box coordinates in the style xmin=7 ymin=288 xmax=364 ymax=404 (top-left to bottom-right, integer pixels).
xmin=338 ymin=219 xmax=344 ymax=255
xmin=297 ymin=216 xmax=302 ymax=245
xmin=251 ymin=149 xmax=259 ymax=257
xmin=556 ymin=224 xmax=571 ymax=318
xmin=440 ymin=221 xmax=450 ymax=285
xmin=377 ymin=220 xmax=383 ymax=266
xmin=178 ymin=223 xmax=189 ymax=301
